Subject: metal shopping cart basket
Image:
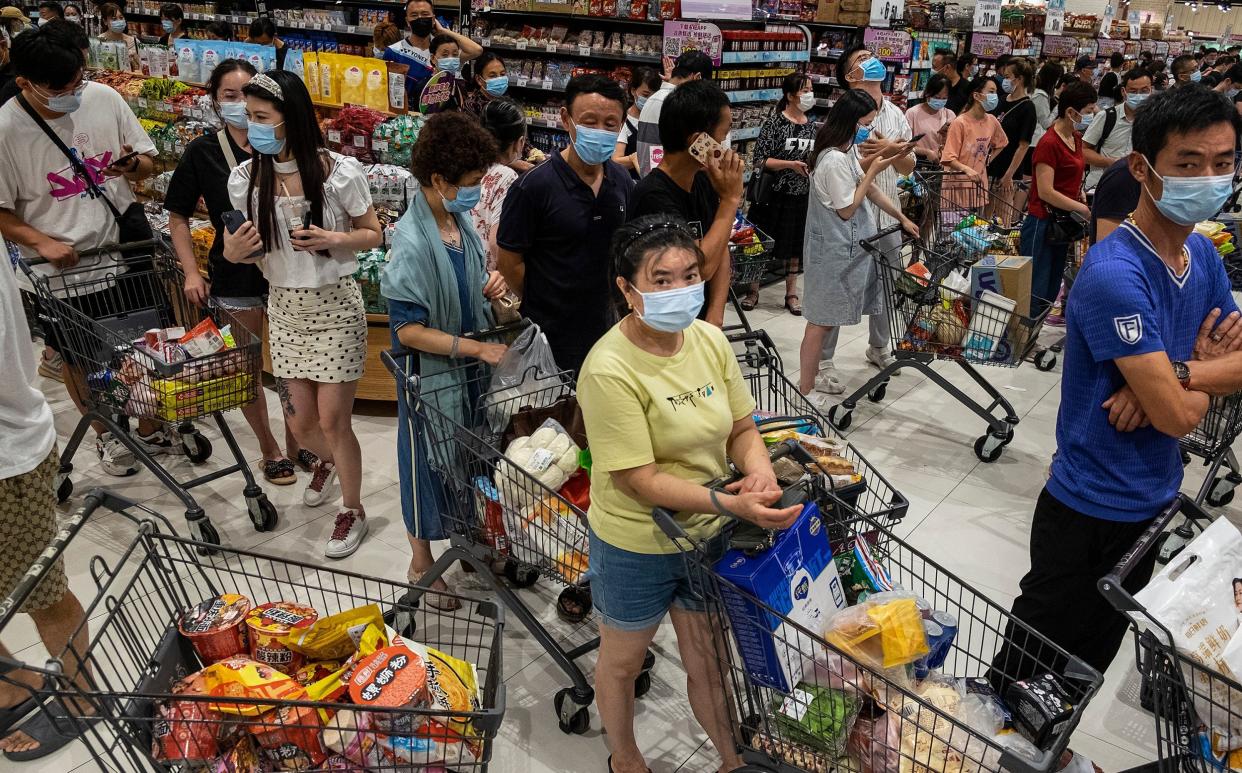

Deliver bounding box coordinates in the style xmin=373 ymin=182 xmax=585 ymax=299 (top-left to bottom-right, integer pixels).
xmin=18 ymin=241 xmax=276 ymax=546
xmin=728 ymin=221 xmax=779 ymax=335
xmin=382 ymin=323 xmax=908 ymax=736
xmin=827 ymin=224 xmax=1053 ymax=463
xmin=0 ymin=488 xmax=505 ymax=771
xmin=1099 ymin=495 xmax=1235 ymax=773
xmin=651 ymin=461 xmax=1104 ymax=773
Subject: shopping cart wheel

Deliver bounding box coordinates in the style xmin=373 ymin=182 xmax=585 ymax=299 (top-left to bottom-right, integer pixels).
xmin=1156 ymin=525 xmax=1193 ymax=564
xmin=633 ymin=670 xmax=652 ymax=698
xmin=502 ymin=559 xmax=539 ymax=589
xmin=1207 ymin=476 xmax=1239 ymax=508
xmin=246 ymin=494 xmax=279 ymax=532
xmin=181 ymin=432 xmax=212 ymax=464
xmin=55 ymin=473 xmax=73 ymax=504
xmin=866 ymin=382 xmax=887 ymax=403
xmin=973 ymin=434 xmax=1004 ymax=463
xmin=195 ymin=520 xmax=221 ymax=552
xmin=554 ymin=688 xmax=591 ymax=735
xmin=1034 ymin=349 xmax=1058 ymax=372
xmin=827 ymin=405 xmax=852 ymax=431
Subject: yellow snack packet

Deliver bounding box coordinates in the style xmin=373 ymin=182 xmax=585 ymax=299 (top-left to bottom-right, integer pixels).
xmin=303 ymin=51 xmax=321 ymax=102
xmin=340 ymin=56 xmax=367 ymax=106
xmin=866 ymin=598 xmax=929 ymax=669
xmin=288 ymin=603 xmax=384 ymax=661
xmin=201 ymin=657 xmax=305 ymax=716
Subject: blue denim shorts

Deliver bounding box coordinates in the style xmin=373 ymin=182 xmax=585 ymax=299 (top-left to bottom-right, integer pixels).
xmin=587 ymin=528 xmax=728 ymax=631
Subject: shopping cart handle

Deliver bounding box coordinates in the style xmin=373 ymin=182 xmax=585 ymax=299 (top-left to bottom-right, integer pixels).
xmin=21 ymin=240 xmax=159 ymax=266
xmin=1097 ymin=494 xmax=1206 ymax=612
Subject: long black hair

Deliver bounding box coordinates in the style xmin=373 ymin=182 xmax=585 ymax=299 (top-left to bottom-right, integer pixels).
xmin=811 ymin=88 xmax=876 ymax=167
xmin=480 ymin=97 xmax=526 ymax=156
xmin=468 ymin=49 xmax=504 ymax=91
xmin=241 ymin=69 xmax=328 ymax=253
xmin=776 ymin=71 xmax=811 ymax=112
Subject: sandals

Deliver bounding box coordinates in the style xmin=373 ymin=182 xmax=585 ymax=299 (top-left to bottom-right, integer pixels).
xmin=607 ymin=755 xmax=652 ymax=773
xmin=407 ymin=572 xmax=462 ymax=612
xmin=260 ymin=458 xmax=296 ymax=485
xmin=292 ymin=449 xmax=319 ymax=473
xmin=2 ymin=702 xmax=91 ymax=762
xmin=557 ymin=585 xmax=592 ymax=624
xmin=0 ymin=697 xmax=37 ymax=737
xmin=785 ymin=294 xmax=803 ymax=316
xmin=739 ymin=292 xmax=759 ymax=311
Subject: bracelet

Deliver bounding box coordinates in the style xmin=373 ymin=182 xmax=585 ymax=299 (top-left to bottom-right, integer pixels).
xmin=449 ymin=335 xmax=460 ymax=359
xmin=709 ymin=488 xmax=740 ymax=520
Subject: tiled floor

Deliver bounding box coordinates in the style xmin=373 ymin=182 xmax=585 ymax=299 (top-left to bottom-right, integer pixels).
xmin=3 ymin=281 xmax=1200 ymax=772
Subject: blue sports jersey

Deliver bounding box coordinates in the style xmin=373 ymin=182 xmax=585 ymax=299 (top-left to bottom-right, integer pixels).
xmin=384 ymin=38 xmax=434 ymax=101
xmin=1047 ymin=221 xmax=1238 ymax=522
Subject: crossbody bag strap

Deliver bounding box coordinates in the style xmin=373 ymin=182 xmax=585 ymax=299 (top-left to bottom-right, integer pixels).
xmin=216 ymin=129 xmax=239 ymax=170
xmin=18 ymin=94 xmax=124 ymax=220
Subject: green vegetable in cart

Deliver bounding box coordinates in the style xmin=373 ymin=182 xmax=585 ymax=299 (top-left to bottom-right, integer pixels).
xmin=770 ymin=682 xmax=859 ymax=757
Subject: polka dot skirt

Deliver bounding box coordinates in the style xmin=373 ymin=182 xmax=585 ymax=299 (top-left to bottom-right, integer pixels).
xmin=267 ymin=278 xmax=367 ymax=383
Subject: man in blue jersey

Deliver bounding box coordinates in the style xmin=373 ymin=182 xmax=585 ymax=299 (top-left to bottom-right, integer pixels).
xmin=384 ymin=0 xmax=480 ymax=103
xmin=990 ymin=84 xmax=1242 ymax=693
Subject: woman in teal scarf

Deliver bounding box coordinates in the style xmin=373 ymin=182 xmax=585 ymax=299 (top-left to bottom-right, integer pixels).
xmin=382 ymin=112 xmax=508 ymax=604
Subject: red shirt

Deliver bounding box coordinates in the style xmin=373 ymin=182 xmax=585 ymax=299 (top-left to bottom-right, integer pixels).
xmin=1027 ymin=128 xmax=1084 ymax=220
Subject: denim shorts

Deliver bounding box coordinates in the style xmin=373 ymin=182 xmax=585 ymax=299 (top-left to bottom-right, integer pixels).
xmin=212 ymin=295 xmax=266 ymax=311
xmin=587 ymin=528 xmax=729 ymax=631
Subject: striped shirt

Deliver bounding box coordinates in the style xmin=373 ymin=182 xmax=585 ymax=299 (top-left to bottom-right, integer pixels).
xmin=853 ymin=97 xmax=912 ymax=229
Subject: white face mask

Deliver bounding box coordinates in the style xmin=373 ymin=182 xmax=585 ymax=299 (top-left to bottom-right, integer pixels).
xmin=797 ymin=92 xmax=816 ymax=111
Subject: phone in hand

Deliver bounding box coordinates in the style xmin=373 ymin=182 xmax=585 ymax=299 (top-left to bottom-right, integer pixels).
xmin=108 ymin=150 xmax=141 ymax=169
xmin=909 ymin=132 xmax=927 ymax=143
xmin=221 ymin=209 xmax=264 ymax=259
xmin=688 ymin=132 xmax=726 ymax=166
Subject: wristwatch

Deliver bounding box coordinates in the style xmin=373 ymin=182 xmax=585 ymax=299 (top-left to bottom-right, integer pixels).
xmin=1172 ymin=360 xmax=1191 ymax=389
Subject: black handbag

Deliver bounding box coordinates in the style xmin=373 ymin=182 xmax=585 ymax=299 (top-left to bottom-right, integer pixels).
xmin=18 ymin=94 xmax=154 ymax=250
xmin=746 ymin=164 xmax=779 ymax=206
xmin=1047 ymin=207 xmax=1088 ymax=244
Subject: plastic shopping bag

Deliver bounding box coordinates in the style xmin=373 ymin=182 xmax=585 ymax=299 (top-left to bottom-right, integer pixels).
xmin=484 ymin=324 xmax=562 ymax=433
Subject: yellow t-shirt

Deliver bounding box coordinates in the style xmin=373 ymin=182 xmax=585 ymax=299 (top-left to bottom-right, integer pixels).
xmin=577 ymin=320 xmax=756 ymax=554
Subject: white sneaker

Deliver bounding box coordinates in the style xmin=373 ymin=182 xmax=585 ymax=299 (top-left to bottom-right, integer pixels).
xmin=134 ymin=428 xmax=176 ymax=456
xmin=815 ymin=361 xmax=846 ymax=395
xmin=804 ymin=390 xmax=836 ymax=411
xmin=96 ymin=432 xmax=138 ymax=477
xmin=304 ymin=460 xmax=339 ymax=507
xmin=865 ymin=346 xmax=898 ymax=374
xmin=325 ymin=508 xmax=367 ymax=558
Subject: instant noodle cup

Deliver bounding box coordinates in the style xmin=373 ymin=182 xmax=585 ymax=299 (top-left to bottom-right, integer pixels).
xmin=251 ymin=703 xmax=328 ymax=769
xmin=391 ymin=634 xmax=482 ymax=737
xmin=153 ymin=671 xmax=225 ymax=762
xmin=209 ymin=734 xmax=262 ymax=772
xmin=246 ymin=602 xmax=318 ymax=673
xmin=180 ymin=594 xmax=252 ymax=664
xmin=347 ymin=644 xmax=429 ymax=731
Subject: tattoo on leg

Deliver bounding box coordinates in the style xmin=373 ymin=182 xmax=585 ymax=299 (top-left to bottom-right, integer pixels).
xmin=276 ymin=377 xmax=295 ymax=416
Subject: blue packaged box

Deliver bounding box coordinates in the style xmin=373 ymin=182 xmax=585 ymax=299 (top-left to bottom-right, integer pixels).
xmin=714 ymin=502 xmax=848 ymax=694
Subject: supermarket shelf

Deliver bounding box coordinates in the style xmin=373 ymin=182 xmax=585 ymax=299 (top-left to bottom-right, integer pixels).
xmin=485 ymin=41 xmax=661 ymax=65
xmin=725 ymin=88 xmax=782 ymax=103
xmin=730 ymin=125 xmax=761 ymax=141
xmin=525 ymin=116 xmax=567 ymax=130
xmin=811 ymin=51 xmax=843 ymax=61
xmin=509 ymin=78 xmax=567 ymax=93
xmin=477 ymin=8 xmax=663 ymax=27
xmin=124 ymin=8 xmax=383 ymax=36
xmin=720 ymin=49 xmax=810 ymax=64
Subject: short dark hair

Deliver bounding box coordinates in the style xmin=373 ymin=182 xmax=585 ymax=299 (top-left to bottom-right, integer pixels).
xmin=1121 ymin=68 xmax=1152 ymax=88
xmin=836 ymin=44 xmax=868 ymax=88
xmin=923 ymin=73 xmax=949 ymax=100
xmin=611 ymin=214 xmax=705 ymax=312
xmin=671 ymin=49 xmax=713 ymax=80
xmin=1056 ymin=81 xmax=1096 ymax=118
xmin=405 ymin=0 xmax=433 ymax=8
xmin=564 ymin=72 xmax=625 ymax=116
xmin=938 ymin=51 xmax=957 ymax=70
xmin=248 ymin=15 xmax=276 ymax=40
xmin=1172 ymin=54 xmax=1197 ymax=76
xmin=205 ymin=19 xmax=232 ymax=39
xmin=158 ymin=2 xmax=180 ymax=20
xmin=1075 ymin=55 xmax=1093 ymax=72
xmin=38 ymin=1 xmax=63 ymax=18
xmin=1226 ymin=63 xmax=1242 ymax=84
xmin=11 ymin=19 xmax=83 ymax=89
xmin=1109 ymin=52 xmax=1124 ymax=69
xmin=429 ymin=32 xmax=456 ymax=57
xmin=1036 ymin=61 xmax=1064 ymax=95
xmin=629 ymin=65 xmax=661 ymax=95
xmin=659 ymin=78 xmax=729 ymax=153
xmin=1133 ymin=83 xmax=1241 ymax=161
xmin=967 ymin=74 xmax=993 ymax=95
xmin=46 ymin=15 xmax=86 ymax=50
xmin=410 ymin=110 xmax=498 ymax=186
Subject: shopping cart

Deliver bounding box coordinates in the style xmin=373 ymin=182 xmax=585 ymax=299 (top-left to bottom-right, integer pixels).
xmin=827 ymin=224 xmax=1054 ymax=463
xmin=18 ymin=241 xmax=276 ymax=546
xmin=1099 ymin=494 xmax=1230 ymax=773
xmin=0 ymin=488 xmax=505 ymax=771
xmin=653 ymin=467 xmax=1105 ymax=773
xmin=728 ymin=221 xmax=779 ymax=335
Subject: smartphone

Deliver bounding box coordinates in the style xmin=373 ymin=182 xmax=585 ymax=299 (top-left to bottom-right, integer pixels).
xmin=221 ymin=209 xmax=264 ymax=259
xmin=909 ymin=132 xmax=926 ymax=143
xmin=108 ymin=150 xmax=141 ymax=169
xmin=688 ymin=132 xmax=726 ymax=166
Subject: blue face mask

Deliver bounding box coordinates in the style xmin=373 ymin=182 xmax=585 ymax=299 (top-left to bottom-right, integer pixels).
xmin=854 ymin=124 xmax=871 ymax=145
xmin=218 ymin=101 xmax=248 ymax=128
xmin=161 ymin=19 xmax=174 ymax=32
xmin=1001 ymin=77 xmax=1014 ymax=94
xmin=859 ymin=56 xmax=887 ymax=82
xmin=1191 ymin=69 xmax=1203 ymax=82
xmin=443 ymin=183 xmax=481 ymax=213
xmin=927 ymin=98 xmax=948 ymax=111
xmin=635 ymin=282 xmax=704 ymax=333
xmin=438 ymin=57 xmax=461 ymax=75
xmin=981 ymin=92 xmax=999 ymax=112
xmin=109 ymin=18 xmax=126 ymax=33
xmin=36 ymin=83 xmax=83 ymax=114
xmin=248 ymin=120 xmax=285 ymax=155
xmin=635 ymin=95 xmax=648 ymax=111
xmin=1125 ymin=92 xmax=1149 ymax=110
xmin=570 ymin=122 xmax=619 ymax=165
xmin=1144 ymin=158 xmax=1237 ymax=226
xmin=485 ymin=76 xmax=509 ymax=96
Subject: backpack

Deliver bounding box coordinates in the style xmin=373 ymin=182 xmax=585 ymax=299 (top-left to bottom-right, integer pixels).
xmin=1090 ymin=106 xmax=1119 ymax=152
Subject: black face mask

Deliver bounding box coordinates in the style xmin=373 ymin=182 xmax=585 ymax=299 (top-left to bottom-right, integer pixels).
xmin=409 ymin=16 xmax=434 ymax=37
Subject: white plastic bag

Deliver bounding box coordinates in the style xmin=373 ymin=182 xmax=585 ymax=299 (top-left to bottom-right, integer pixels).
xmin=484 ymin=324 xmax=562 ymax=433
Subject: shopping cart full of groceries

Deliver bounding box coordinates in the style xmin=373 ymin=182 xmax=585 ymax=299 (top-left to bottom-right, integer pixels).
xmin=17 ymin=240 xmax=277 ymax=547
xmin=727 ymin=214 xmax=778 ymax=334
xmin=382 ymin=323 xmax=909 ymax=737
xmin=0 ymin=488 xmax=505 ymax=771
xmin=652 ymin=444 xmax=1104 ymax=773
xmin=1099 ymin=494 xmax=1242 ymax=773
xmin=828 ymin=222 xmax=1054 ymax=464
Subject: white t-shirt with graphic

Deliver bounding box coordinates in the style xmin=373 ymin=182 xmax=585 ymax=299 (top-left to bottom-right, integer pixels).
xmin=0 ymin=236 xmax=56 ymax=479
xmin=0 ymin=81 xmax=156 ymax=294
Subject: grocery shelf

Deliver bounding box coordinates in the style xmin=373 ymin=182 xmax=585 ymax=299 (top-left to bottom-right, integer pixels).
xmin=725 ymin=88 xmax=782 ymax=103
xmin=123 ymin=7 xmax=382 ymax=36
xmin=525 ymin=115 xmax=566 ymax=130
xmin=730 ymin=125 xmax=761 ymax=141
xmin=720 ymin=49 xmax=810 ymax=64
xmin=509 ymin=77 xmax=567 ymax=93
xmin=485 ymin=41 xmax=661 ymax=65
xmin=477 ymin=8 xmax=663 ymax=27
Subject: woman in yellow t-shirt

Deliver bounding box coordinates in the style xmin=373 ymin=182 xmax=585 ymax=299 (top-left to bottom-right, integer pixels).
xmin=577 ymin=215 xmax=800 ymax=773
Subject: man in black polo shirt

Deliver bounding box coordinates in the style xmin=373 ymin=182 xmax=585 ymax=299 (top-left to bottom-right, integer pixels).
xmin=628 ymin=79 xmax=743 ymax=326
xmin=497 ymin=74 xmax=634 ymax=373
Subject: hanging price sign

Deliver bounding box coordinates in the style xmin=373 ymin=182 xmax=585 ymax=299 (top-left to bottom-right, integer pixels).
xmin=969 ymin=32 xmax=1012 ymax=58
xmin=1096 ymin=37 xmax=1125 ymax=57
xmin=973 ymin=0 xmax=1001 ymax=33
xmin=662 ymin=21 xmax=723 ymax=66
xmin=863 ymin=27 xmax=912 ymax=63
xmin=1042 ymin=35 xmax=1079 ymax=58
xmin=1044 ymin=0 xmax=1065 ymax=35
xmin=868 ymin=0 xmax=904 ymax=27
